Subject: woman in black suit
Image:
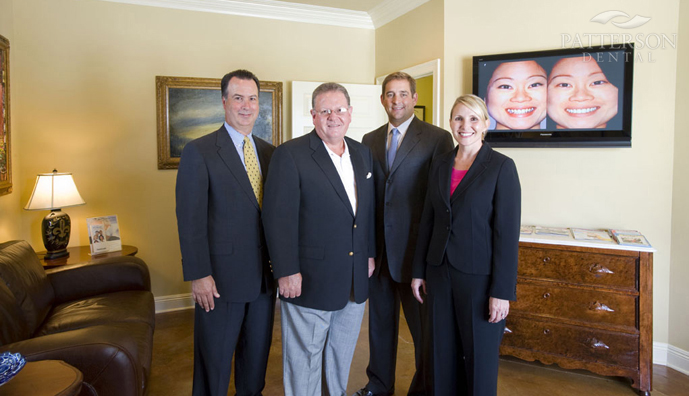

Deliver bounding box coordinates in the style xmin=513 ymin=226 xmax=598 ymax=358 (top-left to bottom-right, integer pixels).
xmin=411 ymin=94 xmax=521 ymax=396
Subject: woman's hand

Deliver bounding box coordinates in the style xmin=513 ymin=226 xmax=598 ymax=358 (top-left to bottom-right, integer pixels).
xmin=488 ymin=297 xmax=509 ymax=323
xmin=411 ymin=278 xmax=427 ymax=304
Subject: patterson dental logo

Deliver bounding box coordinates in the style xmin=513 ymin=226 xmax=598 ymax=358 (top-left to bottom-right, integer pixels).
xmin=560 ymin=10 xmax=676 ymax=62
xmin=590 ymin=11 xmax=651 ymax=29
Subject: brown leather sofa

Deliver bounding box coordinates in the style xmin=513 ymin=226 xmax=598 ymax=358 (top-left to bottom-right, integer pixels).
xmin=0 ymin=240 xmax=155 ymax=396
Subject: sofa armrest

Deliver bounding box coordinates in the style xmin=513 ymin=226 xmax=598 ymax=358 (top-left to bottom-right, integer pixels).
xmin=47 ymin=257 xmax=151 ymax=305
xmin=0 ymin=322 xmax=152 ymax=396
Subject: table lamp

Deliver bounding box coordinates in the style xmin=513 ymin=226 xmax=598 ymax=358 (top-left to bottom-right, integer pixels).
xmin=24 ymin=169 xmax=85 ymax=259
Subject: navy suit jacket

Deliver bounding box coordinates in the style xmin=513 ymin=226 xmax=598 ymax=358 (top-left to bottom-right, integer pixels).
xmin=362 ymin=117 xmax=453 ymax=283
xmin=412 ymin=143 xmax=521 ymax=301
xmin=262 ymin=131 xmax=376 ymax=311
xmin=176 ymin=126 xmax=275 ymax=303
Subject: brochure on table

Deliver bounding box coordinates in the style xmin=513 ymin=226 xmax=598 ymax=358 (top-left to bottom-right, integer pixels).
xmin=520 ymin=225 xmax=655 ymax=252
xmin=87 ymin=215 xmax=122 ymax=255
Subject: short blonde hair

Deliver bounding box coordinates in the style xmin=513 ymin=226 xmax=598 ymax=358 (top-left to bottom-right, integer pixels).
xmin=450 ymin=94 xmax=490 ymax=139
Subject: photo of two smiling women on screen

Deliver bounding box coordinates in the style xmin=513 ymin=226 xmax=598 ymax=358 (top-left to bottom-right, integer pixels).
xmin=476 ymin=52 xmax=626 ymax=131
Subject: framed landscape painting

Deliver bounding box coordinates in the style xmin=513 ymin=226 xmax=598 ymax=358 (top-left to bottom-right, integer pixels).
xmin=0 ymin=34 xmax=11 ymax=196
xmin=156 ymin=76 xmax=283 ymax=169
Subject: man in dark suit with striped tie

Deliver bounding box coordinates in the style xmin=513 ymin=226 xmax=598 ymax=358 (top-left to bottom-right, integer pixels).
xmin=354 ymin=72 xmax=453 ymax=396
xmin=176 ymin=69 xmax=275 ymax=396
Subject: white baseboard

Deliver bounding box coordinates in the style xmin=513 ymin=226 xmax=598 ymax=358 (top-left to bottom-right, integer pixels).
xmin=654 ymin=342 xmax=668 ymax=365
xmin=154 ymin=293 xmax=194 ymax=313
xmin=667 ymin=344 xmax=689 ymax=376
xmin=654 ymin=342 xmax=689 ymax=376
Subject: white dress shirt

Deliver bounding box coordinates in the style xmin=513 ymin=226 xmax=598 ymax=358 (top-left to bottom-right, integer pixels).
xmin=323 ymin=140 xmax=357 ymax=216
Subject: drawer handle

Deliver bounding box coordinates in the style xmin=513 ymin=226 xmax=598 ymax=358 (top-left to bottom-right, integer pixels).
xmin=589 ymin=263 xmax=614 ymax=275
xmin=586 ymin=338 xmax=610 ymax=350
xmin=504 ymin=327 xmax=513 ymax=334
xmin=542 ymin=257 xmax=551 ymax=264
xmin=543 ymin=292 xmax=551 ymax=299
xmin=543 ymin=328 xmax=551 ymax=335
xmin=589 ymin=301 xmax=615 ymax=312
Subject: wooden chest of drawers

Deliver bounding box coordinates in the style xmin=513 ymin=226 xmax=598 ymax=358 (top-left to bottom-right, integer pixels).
xmin=501 ymin=242 xmax=653 ymax=395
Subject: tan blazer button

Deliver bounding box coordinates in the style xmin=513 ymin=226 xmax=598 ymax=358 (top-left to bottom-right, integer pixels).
xmin=349 ymin=252 xmax=354 ymax=256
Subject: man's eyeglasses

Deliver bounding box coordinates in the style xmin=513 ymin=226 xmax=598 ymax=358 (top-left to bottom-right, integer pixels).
xmin=313 ymin=107 xmax=349 ymax=117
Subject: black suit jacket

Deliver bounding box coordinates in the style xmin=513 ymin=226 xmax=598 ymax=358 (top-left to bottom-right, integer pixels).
xmin=412 ymin=143 xmax=521 ymax=300
xmin=176 ymin=126 xmax=275 ymax=303
xmin=362 ymin=117 xmax=453 ymax=283
xmin=262 ymin=131 xmax=376 ymax=311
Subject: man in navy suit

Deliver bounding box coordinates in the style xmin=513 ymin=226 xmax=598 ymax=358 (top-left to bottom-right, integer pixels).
xmin=354 ymin=72 xmax=453 ymax=396
xmin=176 ymin=69 xmax=275 ymax=396
xmin=263 ymin=83 xmax=376 ymax=396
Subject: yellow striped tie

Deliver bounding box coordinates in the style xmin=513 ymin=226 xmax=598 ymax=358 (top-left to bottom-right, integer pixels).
xmin=243 ymin=136 xmax=262 ymax=207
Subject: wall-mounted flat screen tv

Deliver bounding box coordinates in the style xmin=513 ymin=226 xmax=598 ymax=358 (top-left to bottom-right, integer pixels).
xmin=473 ymin=44 xmax=634 ymax=147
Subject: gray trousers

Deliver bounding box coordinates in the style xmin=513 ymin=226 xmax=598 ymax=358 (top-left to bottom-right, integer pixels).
xmin=281 ymin=299 xmax=366 ymax=396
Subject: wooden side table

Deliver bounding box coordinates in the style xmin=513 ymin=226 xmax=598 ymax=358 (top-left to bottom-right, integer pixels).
xmin=37 ymin=245 xmax=138 ymax=269
xmin=0 ymin=360 xmax=83 ymax=396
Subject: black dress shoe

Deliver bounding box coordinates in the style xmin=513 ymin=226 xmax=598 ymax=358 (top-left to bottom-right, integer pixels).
xmin=352 ymin=388 xmax=374 ymax=396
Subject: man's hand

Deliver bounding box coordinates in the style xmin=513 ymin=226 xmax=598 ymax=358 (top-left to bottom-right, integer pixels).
xmin=278 ymin=273 xmax=302 ymax=298
xmin=488 ymin=297 xmax=510 ymax=323
xmin=411 ymin=278 xmax=426 ymax=304
xmin=192 ymin=275 xmax=220 ymax=312
xmin=368 ymin=257 xmax=375 ymax=278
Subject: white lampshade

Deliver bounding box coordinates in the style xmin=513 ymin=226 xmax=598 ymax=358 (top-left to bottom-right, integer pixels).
xmin=24 ymin=170 xmax=86 ymax=210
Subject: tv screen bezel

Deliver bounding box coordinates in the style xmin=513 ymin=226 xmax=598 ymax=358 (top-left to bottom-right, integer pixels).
xmin=472 ymin=44 xmax=634 ymax=148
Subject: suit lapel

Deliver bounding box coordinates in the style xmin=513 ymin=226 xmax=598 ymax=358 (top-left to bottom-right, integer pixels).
xmin=216 ymin=126 xmax=260 ymax=211
xmin=371 ymin=126 xmax=388 ymax=175
xmin=451 ymin=143 xmax=491 ymax=203
xmin=389 ymin=118 xmax=421 ymax=176
xmin=309 ymin=131 xmax=355 ymax=217
xmin=438 ymin=150 xmax=454 ymax=209
xmin=255 ymin=137 xmax=270 ymax=182
xmin=348 ymin=138 xmax=367 ymax=219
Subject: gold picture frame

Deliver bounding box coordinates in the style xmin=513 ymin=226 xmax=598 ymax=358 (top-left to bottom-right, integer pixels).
xmin=413 ymin=105 xmax=425 ymax=122
xmin=0 ymin=34 xmax=11 ymax=196
xmin=156 ymin=76 xmax=283 ymax=170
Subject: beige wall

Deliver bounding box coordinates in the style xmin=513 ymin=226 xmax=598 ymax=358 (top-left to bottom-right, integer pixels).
xmin=670 ymin=2 xmax=689 ymax=352
xmin=443 ymin=0 xmax=680 ymax=344
xmin=375 ymin=0 xmax=444 ymax=118
xmin=9 ymin=0 xmax=374 ymax=298
xmin=0 ymin=0 xmax=23 ymax=243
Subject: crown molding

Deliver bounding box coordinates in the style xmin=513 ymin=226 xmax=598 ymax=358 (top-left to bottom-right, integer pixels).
xmin=369 ymin=0 xmax=429 ymax=28
xmin=98 ymin=0 xmax=375 ymax=29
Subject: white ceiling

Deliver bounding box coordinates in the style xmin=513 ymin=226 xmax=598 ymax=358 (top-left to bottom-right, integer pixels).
xmin=99 ymin=0 xmax=428 ymax=29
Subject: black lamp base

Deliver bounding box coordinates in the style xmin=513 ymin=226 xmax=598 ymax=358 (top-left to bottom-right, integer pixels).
xmin=43 ymin=249 xmax=70 ymax=260
xmin=42 ymin=210 xmax=71 ymax=260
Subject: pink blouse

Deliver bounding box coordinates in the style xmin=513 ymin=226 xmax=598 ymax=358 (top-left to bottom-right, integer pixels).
xmin=450 ymin=169 xmax=468 ymax=195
